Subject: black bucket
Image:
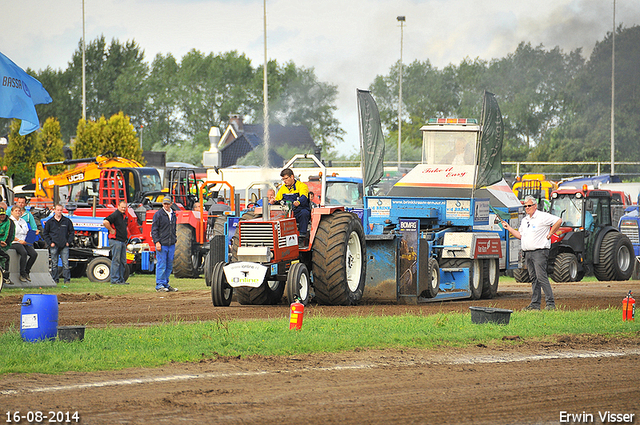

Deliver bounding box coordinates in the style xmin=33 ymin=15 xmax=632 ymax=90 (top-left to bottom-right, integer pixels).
xmin=469 ymin=306 xmax=513 ymax=325
xmin=57 ymin=326 xmax=85 ymax=342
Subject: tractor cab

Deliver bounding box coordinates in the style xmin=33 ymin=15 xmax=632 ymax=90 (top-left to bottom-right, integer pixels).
xmin=546 ymin=187 xmax=632 ymax=282
xmin=549 ymin=188 xmax=611 ymax=233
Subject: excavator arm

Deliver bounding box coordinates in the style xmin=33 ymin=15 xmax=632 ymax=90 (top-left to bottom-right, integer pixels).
xmin=35 ymin=155 xmax=143 ymax=199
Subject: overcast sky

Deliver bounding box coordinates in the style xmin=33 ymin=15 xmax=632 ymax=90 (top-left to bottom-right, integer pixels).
xmin=3 ymin=0 xmax=639 ymax=155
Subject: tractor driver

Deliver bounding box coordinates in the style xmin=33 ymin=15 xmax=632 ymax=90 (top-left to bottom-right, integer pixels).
xmin=271 ymin=168 xmax=311 ymax=242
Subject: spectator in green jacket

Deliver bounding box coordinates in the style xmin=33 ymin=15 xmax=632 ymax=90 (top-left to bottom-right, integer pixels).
xmin=0 ymin=202 xmax=15 ymax=281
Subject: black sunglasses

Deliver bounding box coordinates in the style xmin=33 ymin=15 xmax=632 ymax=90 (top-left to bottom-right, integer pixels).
xmin=524 ymin=204 xmax=535 ymax=208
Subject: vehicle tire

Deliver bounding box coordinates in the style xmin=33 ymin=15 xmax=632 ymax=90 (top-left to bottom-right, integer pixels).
xmin=70 ymin=263 xmax=87 ymax=279
xmin=173 ymin=224 xmax=200 ymax=278
xmin=513 ymin=268 xmax=532 ymax=283
xmin=551 ymin=252 xmax=579 ymax=283
xmin=439 ymin=258 xmax=483 ymax=299
xmin=594 ymin=232 xmax=634 ymax=281
xmin=211 ymin=262 xmax=232 ymax=306
xmin=633 ymin=260 xmax=640 ymax=281
xmin=469 ymin=259 xmax=483 ymax=300
xmin=420 ymin=258 xmax=440 ymax=298
xmin=87 ymin=257 xmax=111 ymax=283
xmin=206 ymin=215 xmax=227 ymax=242
xmin=204 ymin=249 xmax=212 ymax=287
xmin=481 ymin=258 xmax=499 ymax=299
xmin=311 ymin=211 xmax=366 ymax=305
xmin=236 ymin=279 xmax=285 ymax=305
xmin=286 ymin=262 xmax=311 ymax=305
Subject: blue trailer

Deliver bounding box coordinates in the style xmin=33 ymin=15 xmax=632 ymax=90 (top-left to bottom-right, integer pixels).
xmin=362 ymin=118 xmax=523 ymax=303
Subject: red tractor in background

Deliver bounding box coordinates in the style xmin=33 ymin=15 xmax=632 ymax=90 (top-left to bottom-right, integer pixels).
xmin=165 ymin=168 xmax=235 ymax=278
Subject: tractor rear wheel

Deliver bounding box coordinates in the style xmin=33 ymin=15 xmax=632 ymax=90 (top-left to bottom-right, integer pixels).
xmin=312 ymin=211 xmax=366 ymax=305
xmin=70 ymin=263 xmax=87 ymax=279
xmin=286 ymin=262 xmax=311 ymax=305
xmin=173 ymin=224 xmax=201 ymax=278
xmin=211 ymin=262 xmax=233 ymax=306
xmin=481 ymin=258 xmax=499 ymax=299
xmin=594 ymin=232 xmax=634 ymax=281
xmin=551 ymin=253 xmax=579 ymax=282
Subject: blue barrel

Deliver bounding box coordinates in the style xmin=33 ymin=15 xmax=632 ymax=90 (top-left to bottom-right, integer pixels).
xmin=20 ymin=294 xmax=59 ymax=342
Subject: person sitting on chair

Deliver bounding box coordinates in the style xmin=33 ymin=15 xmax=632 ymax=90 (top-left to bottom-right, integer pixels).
xmin=0 ymin=204 xmax=15 ymax=283
xmin=10 ymin=206 xmax=38 ymax=282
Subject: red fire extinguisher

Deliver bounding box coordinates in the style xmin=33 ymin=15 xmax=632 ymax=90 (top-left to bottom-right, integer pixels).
xmin=623 ymin=291 xmax=635 ymax=321
xmin=289 ymin=297 xmax=305 ymax=330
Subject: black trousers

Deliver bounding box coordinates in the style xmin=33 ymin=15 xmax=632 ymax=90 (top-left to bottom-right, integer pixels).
xmin=0 ymin=248 xmax=9 ymax=271
xmin=10 ymin=243 xmax=38 ymax=276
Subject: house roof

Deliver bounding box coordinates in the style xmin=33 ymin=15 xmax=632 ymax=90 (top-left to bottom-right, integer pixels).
xmin=218 ymin=122 xmax=316 ymax=167
xmin=220 ymin=133 xmax=285 ymax=168
xmin=242 ymin=124 xmax=315 ymax=150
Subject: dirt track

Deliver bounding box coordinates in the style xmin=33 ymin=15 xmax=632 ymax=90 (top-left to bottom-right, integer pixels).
xmin=1 ymin=280 xmax=639 ymax=424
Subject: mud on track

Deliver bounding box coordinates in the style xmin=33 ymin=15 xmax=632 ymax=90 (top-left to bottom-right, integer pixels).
xmin=1 ymin=280 xmax=639 ymax=329
xmin=0 ymin=280 xmax=639 ymax=424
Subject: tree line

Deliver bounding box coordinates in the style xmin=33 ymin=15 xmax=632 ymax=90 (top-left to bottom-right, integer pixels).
xmin=372 ymin=25 xmax=640 ymax=177
xmin=1 ymin=25 xmax=639 ymax=181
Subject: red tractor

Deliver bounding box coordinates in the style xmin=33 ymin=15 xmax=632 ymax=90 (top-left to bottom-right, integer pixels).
xmin=165 ymin=168 xmax=235 ymax=278
xmin=206 ymin=155 xmax=366 ymax=307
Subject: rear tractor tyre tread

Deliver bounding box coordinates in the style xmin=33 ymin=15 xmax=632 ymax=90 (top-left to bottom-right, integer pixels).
xmin=173 ymin=224 xmax=200 ymax=278
xmin=594 ymin=232 xmax=634 ymax=281
xmin=311 ymin=212 xmax=366 ymax=306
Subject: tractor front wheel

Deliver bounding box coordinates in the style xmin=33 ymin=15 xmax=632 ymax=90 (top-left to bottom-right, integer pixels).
xmin=551 ymin=253 xmax=579 ymax=282
xmin=513 ymin=268 xmax=531 ymax=283
xmin=286 ymin=262 xmax=311 ymax=305
xmin=211 ymin=262 xmax=233 ymax=306
xmin=87 ymin=258 xmax=111 ymax=283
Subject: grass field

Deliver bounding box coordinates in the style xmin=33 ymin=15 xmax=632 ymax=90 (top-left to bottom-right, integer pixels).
xmin=1 ymin=306 xmax=638 ymax=375
xmin=1 ymin=274 xmax=637 ymax=376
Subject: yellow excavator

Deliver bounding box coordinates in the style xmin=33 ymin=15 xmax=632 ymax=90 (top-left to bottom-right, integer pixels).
xmin=34 ymin=154 xmax=162 ymax=204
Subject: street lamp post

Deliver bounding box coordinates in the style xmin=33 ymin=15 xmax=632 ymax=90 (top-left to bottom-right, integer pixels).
xmin=397 ymin=16 xmax=405 ymax=169
xmin=611 ymin=0 xmax=615 ymax=175
xmin=263 ymin=0 xmax=270 ymax=168
xmin=82 ymin=0 xmax=86 ymax=120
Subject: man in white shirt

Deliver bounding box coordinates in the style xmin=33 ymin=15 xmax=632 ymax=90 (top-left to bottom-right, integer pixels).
xmin=501 ymin=195 xmax=562 ymax=311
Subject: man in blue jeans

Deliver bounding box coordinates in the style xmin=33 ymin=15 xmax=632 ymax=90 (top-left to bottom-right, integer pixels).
xmin=42 ymin=204 xmax=74 ymax=284
xmin=151 ymin=196 xmax=178 ymax=292
xmin=103 ymin=200 xmax=129 ymax=285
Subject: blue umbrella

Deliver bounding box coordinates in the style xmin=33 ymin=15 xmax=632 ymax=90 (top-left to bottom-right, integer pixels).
xmin=0 ymin=51 xmax=52 ymax=135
